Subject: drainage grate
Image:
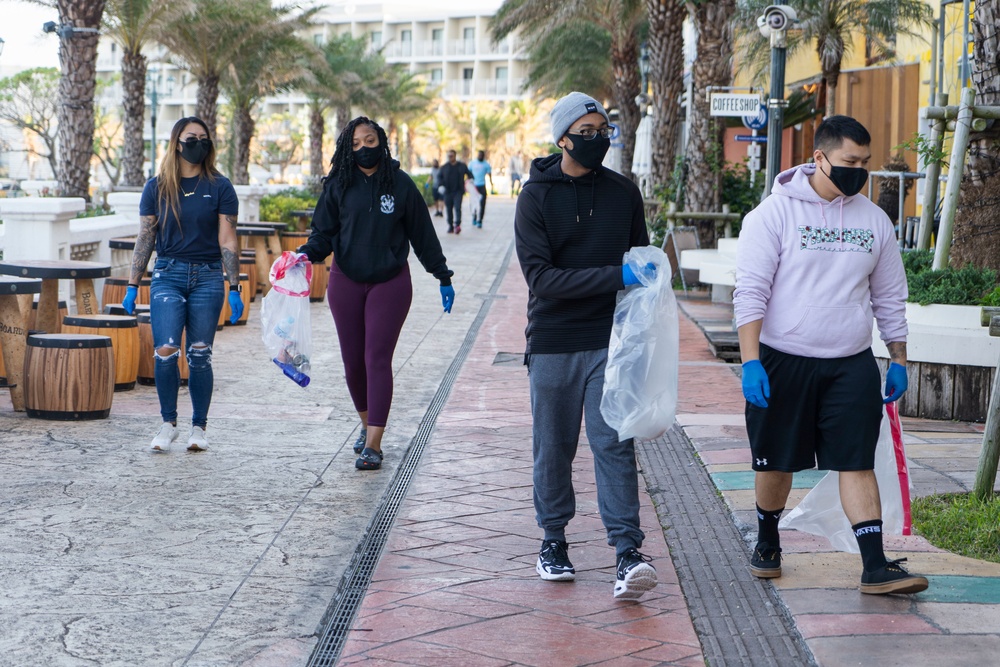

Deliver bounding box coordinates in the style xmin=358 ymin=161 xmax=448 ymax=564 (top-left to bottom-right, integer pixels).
xmin=306 ymin=240 xmax=515 ymax=667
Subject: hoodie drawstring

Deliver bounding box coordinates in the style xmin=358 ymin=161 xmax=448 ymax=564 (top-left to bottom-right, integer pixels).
xmin=571 ymin=180 xmax=579 ymax=223
xmin=568 ymin=173 xmax=597 ymax=223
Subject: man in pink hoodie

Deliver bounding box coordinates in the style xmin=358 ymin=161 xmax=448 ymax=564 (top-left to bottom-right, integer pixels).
xmin=733 ymin=116 xmax=927 ymax=595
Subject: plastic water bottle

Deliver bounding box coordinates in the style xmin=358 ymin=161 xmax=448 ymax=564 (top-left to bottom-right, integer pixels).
xmin=273 ymin=358 xmax=310 ymax=387
xmin=274 ymin=315 xmax=295 ymax=340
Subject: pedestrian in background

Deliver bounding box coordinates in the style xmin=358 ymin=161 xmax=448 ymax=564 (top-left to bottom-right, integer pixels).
xmin=509 ymin=152 xmax=524 ymax=197
xmin=515 ymin=91 xmax=658 ymax=600
xmin=734 ymin=115 xmax=927 ymax=595
xmin=123 ymin=116 xmax=243 ymax=453
xmin=298 ymin=116 xmax=455 ymax=471
xmin=437 ymin=149 xmax=472 ymax=234
xmin=468 ymin=150 xmax=493 ymax=228
xmin=430 ymin=158 xmax=444 ymax=217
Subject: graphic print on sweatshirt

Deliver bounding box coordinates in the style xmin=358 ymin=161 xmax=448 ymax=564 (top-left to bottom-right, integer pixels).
xmin=798 ymin=225 xmax=874 ymax=253
xmin=380 ymin=194 xmax=395 ymax=214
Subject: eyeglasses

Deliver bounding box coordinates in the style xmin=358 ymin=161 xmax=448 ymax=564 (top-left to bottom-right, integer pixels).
xmin=567 ymin=125 xmax=618 ymax=141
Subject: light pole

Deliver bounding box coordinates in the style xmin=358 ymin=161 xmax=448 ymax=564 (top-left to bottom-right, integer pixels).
xmin=757 ymin=5 xmax=797 ymax=198
xmin=146 ymin=67 xmax=159 ymax=178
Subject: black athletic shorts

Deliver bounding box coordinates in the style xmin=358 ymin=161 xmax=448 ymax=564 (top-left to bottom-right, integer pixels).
xmin=745 ymin=343 xmax=883 ymax=473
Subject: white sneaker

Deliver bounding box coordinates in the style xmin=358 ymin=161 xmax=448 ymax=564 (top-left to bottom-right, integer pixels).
xmin=150 ymin=423 xmax=178 ymax=452
xmin=187 ymin=425 xmax=209 ymax=452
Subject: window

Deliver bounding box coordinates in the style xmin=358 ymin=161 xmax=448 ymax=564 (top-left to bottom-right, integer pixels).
xmin=462 ymin=67 xmax=474 ymax=95
xmin=431 ymin=28 xmax=444 ymax=56
xmin=463 ymin=27 xmax=475 ymax=54
xmin=463 ymin=67 xmax=474 ymax=80
xmin=495 ymin=66 xmax=508 ymax=94
xmin=431 ymin=68 xmax=443 ymax=83
xmin=371 ymin=31 xmax=382 ymax=48
xmin=400 ymin=29 xmax=412 ymax=56
xmin=313 ymin=34 xmax=324 ymax=46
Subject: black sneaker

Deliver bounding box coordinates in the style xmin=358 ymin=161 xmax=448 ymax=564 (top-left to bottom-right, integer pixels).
xmin=860 ymin=558 xmax=929 ymax=595
xmin=355 ymin=447 xmax=383 ymax=471
xmin=536 ymin=539 xmax=575 ymax=581
xmin=352 ymin=429 xmax=367 ymax=455
xmin=750 ymin=541 xmax=782 ymax=578
xmin=614 ymin=548 xmax=657 ymax=599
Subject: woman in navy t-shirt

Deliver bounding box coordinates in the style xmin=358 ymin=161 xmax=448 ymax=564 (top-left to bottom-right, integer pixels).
xmin=123 ymin=116 xmax=243 ymax=453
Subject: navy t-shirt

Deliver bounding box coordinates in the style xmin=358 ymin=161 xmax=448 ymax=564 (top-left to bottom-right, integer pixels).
xmin=139 ymin=174 xmax=239 ymax=263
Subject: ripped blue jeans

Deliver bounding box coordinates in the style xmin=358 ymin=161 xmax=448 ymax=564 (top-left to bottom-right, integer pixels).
xmin=149 ymin=257 xmax=224 ymax=428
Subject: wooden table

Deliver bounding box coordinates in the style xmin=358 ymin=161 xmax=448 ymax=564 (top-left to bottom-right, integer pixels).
xmin=0 ymin=260 xmax=111 ymax=334
xmin=0 ymin=275 xmax=43 ymax=411
xmin=236 ymin=226 xmax=278 ymax=296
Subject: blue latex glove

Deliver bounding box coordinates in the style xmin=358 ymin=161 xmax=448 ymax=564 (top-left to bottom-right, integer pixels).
xmin=883 ymin=362 xmax=908 ymax=404
xmin=228 ymin=290 xmax=244 ymax=324
xmin=622 ymin=262 xmax=657 ymax=287
xmin=440 ymin=285 xmax=455 ymax=313
xmin=122 ymin=285 xmax=137 ymax=315
xmin=742 ymin=359 xmax=770 ymax=408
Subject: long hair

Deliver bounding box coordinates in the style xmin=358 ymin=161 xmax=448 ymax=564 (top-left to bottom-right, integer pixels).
xmin=326 ymin=116 xmax=394 ymax=197
xmin=157 ymin=116 xmax=221 ymax=229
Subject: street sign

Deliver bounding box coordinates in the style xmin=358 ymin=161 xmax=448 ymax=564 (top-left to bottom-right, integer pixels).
xmin=742 ymin=104 xmax=768 ymax=130
xmin=749 ymin=157 xmax=761 ymax=172
xmin=746 ymin=143 xmax=761 ymax=157
xmin=710 ymin=93 xmax=763 ymax=117
xmin=735 ymin=134 xmax=768 ymax=143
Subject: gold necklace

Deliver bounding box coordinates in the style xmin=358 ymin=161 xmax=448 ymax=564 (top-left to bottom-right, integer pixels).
xmin=181 ymin=180 xmax=198 ymax=197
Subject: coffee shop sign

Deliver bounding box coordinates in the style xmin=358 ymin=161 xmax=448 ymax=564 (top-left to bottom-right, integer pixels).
xmin=709 ymin=93 xmax=764 ymax=117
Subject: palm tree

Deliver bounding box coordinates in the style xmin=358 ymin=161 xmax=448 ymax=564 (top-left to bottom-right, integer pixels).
xmin=103 ymin=0 xmax=191 ymax=186
xmin=221 ymin=3 xmax=316 ymax=185
xmin=54 ymin=0 xmax=107 ymax=199
xmin=684 ymin=0 xmax=736 ymax=246
xmin=645 ymin=0 xmax=687 ymax=190
xmin=952 ymin=0 xmax=1000 ymax=272
xmin=380 ymin=66 xmax=433 ymax=169
xmin=492 ymin=0 xmax=646 ymax=180
xmin=734 ymin=0 xmax=933 ymax=117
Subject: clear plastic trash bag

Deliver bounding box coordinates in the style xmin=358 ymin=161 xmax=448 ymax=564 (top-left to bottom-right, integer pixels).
xmin=600 ymin=245 xmax=680 ymax=440
xmin=260 ymin=252 xmax=313 ymax=387
xmin=779 ymin=404 xmax=911 ymax=552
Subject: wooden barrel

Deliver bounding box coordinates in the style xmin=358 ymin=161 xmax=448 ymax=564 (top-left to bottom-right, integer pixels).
xmin=309 ymin=262 xmax=329 ymax=303
xmin=103 ymin=304 xmax=149 ymax=317
xmin=27 ymin=300 xmax=69 ymax=333
xmin=138 ymin=277 xmax=151 ymax=305
xmin=24 ymin=334 xmax=114 ymax=420
xmin=61 ymin=314 xmax=140 ymax=392
xmin=102 ymin=277 xmax=130 ymax=312
xmin=224 ymin=274 xmax=251 ymax=326
xmin=280 ymin=231 xmax=310 ymax=253
xmin=136 ymin=312 xmax=189 ymax=386
xmin=240 ymin=256 xmax=257 ymax=302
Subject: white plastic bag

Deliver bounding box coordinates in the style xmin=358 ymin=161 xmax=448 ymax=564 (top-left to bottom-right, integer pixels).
xmin=600 ymin=245 xmax=679 ymax=440
xmin=260 ymin=252 xmax=313 ymax=387
xmin=779 ymin=405 xmax=911 ymax=552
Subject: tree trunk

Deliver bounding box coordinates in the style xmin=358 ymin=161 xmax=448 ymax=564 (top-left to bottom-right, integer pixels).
xmin=646 ymin=0 xmax=687 ymax=190
xmin=56 ymin=0 xmax=106 ymax=200
xmin=232 ymin=104 xmax=254 ymax=185
xmin=309 ymin=102 xmax=325 ymax=180
xmin=196 ymin=73 xmax=220 ymax=139
xmin=685 ymin=0 xmax=734 ymax=248
xmin=610 ymin=35 xmax=640 ymax=181
xmin=120 ymin=49 xmax=147 ymax=186
xmin=953 ymin=0 xmax=1000 ymax=272
xmin=824 ymin=73 xmax=839 ymax=118
xmin=334 ymin=103 xmax=352 ymax=143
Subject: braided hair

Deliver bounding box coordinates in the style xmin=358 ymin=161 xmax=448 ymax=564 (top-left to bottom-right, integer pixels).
xmin=326 ymin=116 xmax=395 ymax=197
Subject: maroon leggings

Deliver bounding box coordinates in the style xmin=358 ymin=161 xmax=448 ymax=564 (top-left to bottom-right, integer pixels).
xmin=327 ymin=262 xmax=413 ymax=428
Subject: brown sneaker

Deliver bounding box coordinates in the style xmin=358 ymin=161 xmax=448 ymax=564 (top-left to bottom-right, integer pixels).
xmin=860 ymin=558 xmax=929 ymax=595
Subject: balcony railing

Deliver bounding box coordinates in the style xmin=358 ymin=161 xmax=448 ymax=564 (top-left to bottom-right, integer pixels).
xmin=442 ymin=78 xmax=525 ymax=97
xmin=383 ymin=37 xmax=518 ymax=60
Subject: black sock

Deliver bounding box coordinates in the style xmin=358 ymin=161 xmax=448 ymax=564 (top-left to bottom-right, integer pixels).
xmin=853 ymin=519 xmax=888 ymax=572
xmin=756 ymin=504 xmax=784 ymax=546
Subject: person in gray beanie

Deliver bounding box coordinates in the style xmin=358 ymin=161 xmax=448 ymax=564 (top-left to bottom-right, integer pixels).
xmin=514 ymin=91 xmax=658 ymax=600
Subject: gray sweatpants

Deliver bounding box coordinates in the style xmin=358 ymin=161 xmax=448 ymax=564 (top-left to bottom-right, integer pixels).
xmin=528 ymin=349 xmax=645 ymax=556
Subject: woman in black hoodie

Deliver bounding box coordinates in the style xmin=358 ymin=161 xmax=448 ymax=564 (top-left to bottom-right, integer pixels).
xmin=298 ymin=117 xmax=455 ymax=470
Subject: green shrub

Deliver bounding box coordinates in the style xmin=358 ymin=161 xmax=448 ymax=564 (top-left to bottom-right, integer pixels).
xmin=410 ymin=173 xmax=435 ymax=206
xmin=901 ymin=249 xmax=999 ymax=306
xmin=912 ymin=492 xmax=1000 ymax=564
xmin=901 ymin=248 xmax=933 ymax=276
xmin=259 ymin=188 xmax=318 ymax=231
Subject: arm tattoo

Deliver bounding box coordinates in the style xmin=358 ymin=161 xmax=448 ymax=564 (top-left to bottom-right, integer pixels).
xmin=225 ymin=214 xmax=238 ymax=230
xmin=130 ymin=215 xmax=157 ymax=283
xmin=886 ymin=341 xmax=907 ymax=365
xmin=221 ymin=247 xmax=240 ymax=286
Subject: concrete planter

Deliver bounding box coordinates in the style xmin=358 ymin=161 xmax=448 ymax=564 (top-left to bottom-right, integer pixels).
xmin=872 ymin=303 xmax=999 ymax=421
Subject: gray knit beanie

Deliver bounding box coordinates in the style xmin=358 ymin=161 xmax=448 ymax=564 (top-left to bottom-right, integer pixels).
xmin=550 ymin=92 xmax=610 ymax=144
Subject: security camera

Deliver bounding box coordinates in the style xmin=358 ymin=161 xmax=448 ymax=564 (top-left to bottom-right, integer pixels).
xmin=764 ymin=5 xmax=797 ymax=31
xmin=42 ymin=21 xmax=59 ymax=34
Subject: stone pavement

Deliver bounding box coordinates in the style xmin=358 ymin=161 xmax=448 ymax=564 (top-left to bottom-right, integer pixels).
xmin=3 ymin=195 xmax=1000 ymax=666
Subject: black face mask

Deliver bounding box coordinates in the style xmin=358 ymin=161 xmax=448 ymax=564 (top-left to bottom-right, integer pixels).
xmin=354 ymin=146 xmax=382 ymax=169
xmin=820 ymin=152 xmax=867 ymax=197
xmin=564 ymin=134 xmax=610 ymax=171
xmin=180 ymin=138 xmax=212 ymax=165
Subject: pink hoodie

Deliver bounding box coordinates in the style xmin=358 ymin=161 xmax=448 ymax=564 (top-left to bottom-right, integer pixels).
xmin=733 ymin=163 xmax=908 ymax=358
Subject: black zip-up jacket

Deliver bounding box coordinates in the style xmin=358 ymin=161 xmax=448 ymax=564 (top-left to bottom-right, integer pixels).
xmin=515 ymin=153 xmax=649 ymax=354
xmin=299 ymin=161 xmax=453 ymax=285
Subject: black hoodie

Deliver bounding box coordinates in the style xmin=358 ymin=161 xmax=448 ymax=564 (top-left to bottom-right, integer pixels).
xmin=299 ymin=160 xmax=453 ymax=285
xmin=514 ymin=153 xmax=649 ymax=355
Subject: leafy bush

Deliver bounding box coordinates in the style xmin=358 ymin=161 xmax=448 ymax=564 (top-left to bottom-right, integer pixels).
xmin=982 ymin=285 xmax=1000 ymax=308
xmin=259 ymin=188 xmax=318 ymax=231
xmin=901 ymin=248 xmax=934 ymax=276
xmin=75 ymin=204 xmax=115 ymax=218
xmin=409 ymin=173 xmax=435 ymax=206
xmin=906 ymin=263 xmax=998 ymax=306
